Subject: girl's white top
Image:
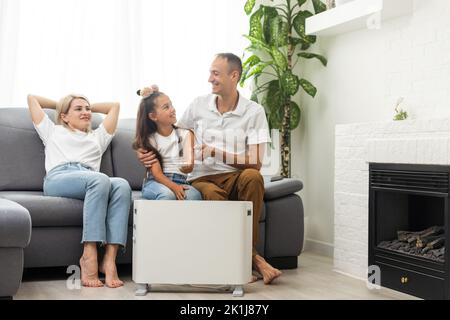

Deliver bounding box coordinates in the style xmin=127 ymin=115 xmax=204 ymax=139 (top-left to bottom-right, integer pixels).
xmin=151 ymin=128 xmax=190 ymax=175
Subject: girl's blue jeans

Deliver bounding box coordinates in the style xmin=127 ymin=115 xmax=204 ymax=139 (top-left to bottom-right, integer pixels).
xmin=142 ymin=173 xmax=202 ymax=200
xmin=43 ymin=162 xmax=131 ymax=247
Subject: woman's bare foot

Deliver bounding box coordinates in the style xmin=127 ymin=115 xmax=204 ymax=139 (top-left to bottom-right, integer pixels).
xmin=99 ymin=259 xmax=124 ymax=288
xmin=79 ymin=256 xmax=104 ymax=287
xmin=252 ymin=254 xmax=282 ymax=285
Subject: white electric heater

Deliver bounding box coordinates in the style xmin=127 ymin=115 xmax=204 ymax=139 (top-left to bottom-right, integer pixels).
xmin=132 ymin=200 xmax=253 ymax=297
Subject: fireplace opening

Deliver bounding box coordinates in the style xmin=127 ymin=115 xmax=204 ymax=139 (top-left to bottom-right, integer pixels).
xmin=369 ymin=163 xmax=449 ymax=300
xmin=375 ymin=191 xmax=445 ymax=263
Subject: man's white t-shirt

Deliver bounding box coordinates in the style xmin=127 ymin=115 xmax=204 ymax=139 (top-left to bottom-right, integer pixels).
xmin=177 ymin=93 xmax=271 ymax=181
xmin=150 ymin=128 xmax=191 ymax=176
xmin=34 ymin=114 xmax=114 ymax=173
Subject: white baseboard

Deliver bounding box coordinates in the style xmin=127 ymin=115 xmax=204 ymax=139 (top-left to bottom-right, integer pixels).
xmin=303 ymin=239 xmax=334 ymax=258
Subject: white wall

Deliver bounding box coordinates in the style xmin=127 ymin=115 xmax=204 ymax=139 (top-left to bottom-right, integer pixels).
xmin=294 ymin=0 xmax=450 ymax=256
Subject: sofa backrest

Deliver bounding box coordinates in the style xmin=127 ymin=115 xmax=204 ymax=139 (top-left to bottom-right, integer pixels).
xmin=111 ymin=119 xmax=147 ymax=190
xmin=0 ymin=107 xmax=113 ymax=191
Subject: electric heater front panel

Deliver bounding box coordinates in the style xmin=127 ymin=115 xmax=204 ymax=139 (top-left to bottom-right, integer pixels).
xmin=132 ymin=200 xmax=253 ymax=285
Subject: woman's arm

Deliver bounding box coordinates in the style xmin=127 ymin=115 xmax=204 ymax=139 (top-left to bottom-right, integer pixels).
xmin=27 ymin=95 xmax=57 ymax=125
xmin=91 ymin=102 xmax=120 ymax=135
xmin=179 ymin=131 xmax=195 ymax=174
xmin=150 ymin=161 xmax=188 ymax=200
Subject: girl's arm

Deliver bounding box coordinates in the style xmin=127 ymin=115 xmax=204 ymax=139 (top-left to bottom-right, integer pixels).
xmin=27 ymin=95 xmax=57 ymax=125
xmin=179 ymin=131 xmax=195 ymax=174
xmin=149 ymin=161 xmax=188 ymax=200
xmin=91 ymin=102 xmax=120 ymax=135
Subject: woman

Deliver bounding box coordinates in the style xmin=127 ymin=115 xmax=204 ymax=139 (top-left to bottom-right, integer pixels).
xmin=27 ymin=94 xmax=131 ymax=288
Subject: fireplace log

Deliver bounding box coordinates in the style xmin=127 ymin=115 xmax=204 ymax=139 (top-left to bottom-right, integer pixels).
xmin=416 ymin=235 xmax=445 ymax=248
xmin=426 ymin=237 xmax=445 ymax=250
xmin=398 ymin=226 xmax=444 ymax=243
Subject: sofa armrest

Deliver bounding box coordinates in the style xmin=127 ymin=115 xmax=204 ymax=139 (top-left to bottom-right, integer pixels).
xmin=0 ymin=199 xmax=32 ymax=248
xmin=264 ymin=178 xmax=303 ymax=201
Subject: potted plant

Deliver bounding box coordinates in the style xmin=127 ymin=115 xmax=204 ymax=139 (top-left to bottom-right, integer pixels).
xmin=241 ymin=0 xmax=327 ymax=177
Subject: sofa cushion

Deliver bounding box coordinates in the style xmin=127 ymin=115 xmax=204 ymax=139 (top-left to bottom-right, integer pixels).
xmin=0 ymin=198 xmax=32 ymax=248
xmin=0 ymin=191 xmax=134 ymax=228
xmin=0 ymin=190 xmax=265 ymax=228
xmin=111 ymin=119 xmax=147 ymax=190
xmin=0 ymin=108 xmax=113 ymax=190
xmin=264 ymin=178 xmax=303 ymax=201
xmin=0 ymin=191 xmax=84 ymax=227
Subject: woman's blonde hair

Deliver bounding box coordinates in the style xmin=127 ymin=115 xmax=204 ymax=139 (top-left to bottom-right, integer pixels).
xmin=56 ymin=94 xmax=91 ymax=131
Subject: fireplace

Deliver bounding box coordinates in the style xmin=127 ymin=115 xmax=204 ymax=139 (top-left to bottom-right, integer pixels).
xmin=369 ymin=163 xmax=450 ymax=299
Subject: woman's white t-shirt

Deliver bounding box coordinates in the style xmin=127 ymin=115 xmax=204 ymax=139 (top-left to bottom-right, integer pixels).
xmin=150 ymin=128 xmax=190 ymax=175
xmin=34 ymin=114 xmax=114 ymax=173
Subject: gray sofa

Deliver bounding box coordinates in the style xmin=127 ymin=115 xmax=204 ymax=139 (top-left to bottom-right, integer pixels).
xmin=0 ymin=199 xmax=31 ymax=299
xmin=0 ymin=107 xmax=304 ymax=298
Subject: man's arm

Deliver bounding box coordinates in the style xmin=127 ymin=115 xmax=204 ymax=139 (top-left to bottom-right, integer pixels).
xmin=202 ymin=143 xmax=265 ymax=171
xmin=136 ymin=148 xmax=158 ymax=168
xmin=179 ymin=131 xmax=195 ymax=174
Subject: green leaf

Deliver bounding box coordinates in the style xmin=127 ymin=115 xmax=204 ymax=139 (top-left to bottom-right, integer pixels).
xmin=265 ymin=80 xmax=283 ymax=111
xmin=244 ymin=35 xmax=270 ymax=51
xmin=289 ymin=37 xmax=302 ymax=46
xmin=249 ymin=8 xmax=264 ymax=40
xmin=271 ymin=47 xmax=288 ymax=71
xmin=299 ymin=79 xmax=317 ymax=98
xmin=246 ymin=62 xmax=272 ymax=80
xmin=276 ymin=101 xmax=302 ymax=130
xmin=269 ymin=16 xmax=289 ymax=47
xmin=297 ymin=0 xmax=307 ymax=7
xmin=288 ymin=101 xmax=302 ymax=130
xmin=312 ymin=0 xmax=327 ymax=14
xmin=250 ymin=91 xmax=259 ymax=103
xmin=281 ymin=70 xmax=300 ymax=96
xmin=301 ymin=43 xmax=312 ymax=50
xmin=263 ymin=6 xmax=278 ymax=44
xmin=297 ymin=52 xmax=328 ymax=66
xmin=263 ymin=80 xmax=284 ymax=130
xmin=292 ymin=11 xmax=317 ymax=45
xmin=244 ymin=0 xmax=256 ymax=15
xmin=243 ymin=55 xmax=261 ymax=68
xmin=240 ymin=55 xmax=261 ymax=86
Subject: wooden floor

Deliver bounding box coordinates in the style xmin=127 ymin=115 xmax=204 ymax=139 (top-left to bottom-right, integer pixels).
xmin=15 ymin=251 xmax=418 ymax=300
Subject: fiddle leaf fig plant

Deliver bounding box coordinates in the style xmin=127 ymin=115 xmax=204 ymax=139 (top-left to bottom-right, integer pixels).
xmin=241 ymin=0 xmax=327 ymax=177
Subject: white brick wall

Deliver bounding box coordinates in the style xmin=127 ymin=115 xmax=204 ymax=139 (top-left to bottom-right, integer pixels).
xmin=294 ymin=0 xmax=450 ymax=258
xmin=334 ymin=118 xmax=450 ymax=279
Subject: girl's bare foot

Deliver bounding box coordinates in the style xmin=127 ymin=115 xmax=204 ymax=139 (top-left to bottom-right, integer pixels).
xmin=99 ymin=260 xmax=124 ymax=288
xmin=252 ymin=254 xmax=282 ymax=285
xmin=79 ymin=256 xmax=104 ymax=287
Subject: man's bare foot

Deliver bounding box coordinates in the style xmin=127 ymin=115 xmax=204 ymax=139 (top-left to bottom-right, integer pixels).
xmin=249 ymin=275 xmax=259 ymax=283
xmin=252 ymin=254 xmax=282 ymax=285
xmin=79 ymin=256 xmax=103 ymax=287
xmin=99 ymin=260 xmax=124 ymax=288
xmin=249 ymin=270 xmax=263 ymax=283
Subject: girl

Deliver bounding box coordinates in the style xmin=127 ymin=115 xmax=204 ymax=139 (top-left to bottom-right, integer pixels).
xmin=133 ymin=88 xmax=202 ymax=201
xmin=27 ymin=94 xmax=131 ymax=288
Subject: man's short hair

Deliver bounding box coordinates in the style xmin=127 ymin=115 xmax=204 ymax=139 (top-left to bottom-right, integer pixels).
xmin=216 ymin=53 xmax=243 ymax=81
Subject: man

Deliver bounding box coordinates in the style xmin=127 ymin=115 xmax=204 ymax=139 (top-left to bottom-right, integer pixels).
xmin=137 ymin=53 xmax=282 ymax=284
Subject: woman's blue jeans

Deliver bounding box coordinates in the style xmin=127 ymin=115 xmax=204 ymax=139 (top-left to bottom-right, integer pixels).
xmin=43 ymin=163 xmax=131 ymax=247
xmin=142 ymin=173 xmax=202 ymax=200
